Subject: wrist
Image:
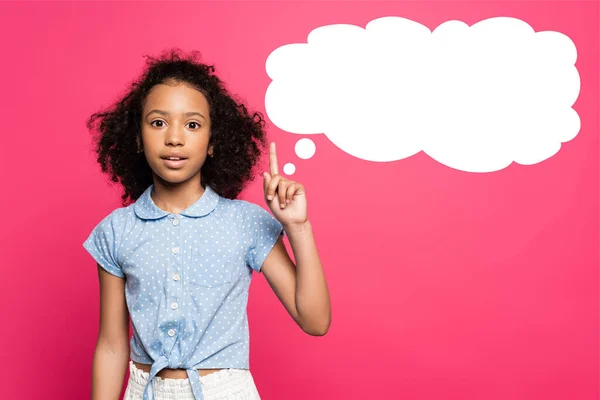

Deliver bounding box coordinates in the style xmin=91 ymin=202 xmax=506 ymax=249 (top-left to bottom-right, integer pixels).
xmin=283 ymin=220 xmax=311 ymax=235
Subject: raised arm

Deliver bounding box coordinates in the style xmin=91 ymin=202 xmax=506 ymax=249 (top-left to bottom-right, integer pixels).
xmin=261 ymin=142 xmax=331 ymax=336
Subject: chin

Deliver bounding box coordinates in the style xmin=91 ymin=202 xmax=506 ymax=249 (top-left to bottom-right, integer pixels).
xmin=153 ymin=169 xmax=200 ymax=185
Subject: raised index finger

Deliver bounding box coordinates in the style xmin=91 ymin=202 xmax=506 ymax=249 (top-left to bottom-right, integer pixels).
xmin=269 ymin=142 xmax=279 ymax=176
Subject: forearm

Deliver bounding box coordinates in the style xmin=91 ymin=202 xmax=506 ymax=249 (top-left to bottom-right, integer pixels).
xmin=92 ymin=340 xmax=129 ymax=400
xmin=284 ymin=220 xmax=331 ymax=335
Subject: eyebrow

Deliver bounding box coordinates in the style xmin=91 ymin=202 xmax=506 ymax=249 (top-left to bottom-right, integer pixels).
xmin=146 ymin=109 xmax=207 ymax=121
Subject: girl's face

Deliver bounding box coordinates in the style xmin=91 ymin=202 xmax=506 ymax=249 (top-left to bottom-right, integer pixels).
xmin=140 ymin=82 xmax=213 ymax=186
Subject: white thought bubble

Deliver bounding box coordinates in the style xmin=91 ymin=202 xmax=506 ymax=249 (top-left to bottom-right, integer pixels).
xmin=265 ymin=16 xmax=580 ymax=172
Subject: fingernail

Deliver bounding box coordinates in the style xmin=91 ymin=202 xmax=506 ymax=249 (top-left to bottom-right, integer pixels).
xmin=286 ymin=199 xmax=290 ymax=204
xmin=267 ymin=195 xmax=273 ymax=201
xmin=280 ymin=204 xmax=285 ymax=209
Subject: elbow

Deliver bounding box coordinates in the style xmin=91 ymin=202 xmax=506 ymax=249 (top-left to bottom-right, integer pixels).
xmin=95 ymin=340 xmax=130 ymax=357
xmin=96 ymin=335 xmax=130 ymax=357
xmin=301 ymin=315 xmax=331 ymax=336
xmin=306 ymin=326 xmax=329 ymax=336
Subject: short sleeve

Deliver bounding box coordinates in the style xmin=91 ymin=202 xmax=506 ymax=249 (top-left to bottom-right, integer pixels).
xmin=82 ymin=210 xmax=125 ymax=278
xmin=244 ymin=202 xmax=284 ymax=273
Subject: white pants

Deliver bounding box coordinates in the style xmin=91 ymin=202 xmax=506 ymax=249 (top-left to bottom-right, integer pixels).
xmin=123 ymin=360 xmax=262 ymax=400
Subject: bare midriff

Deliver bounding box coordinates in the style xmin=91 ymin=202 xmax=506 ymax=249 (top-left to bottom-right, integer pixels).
xmin=132 ymin=361 xmax=223 ymax=379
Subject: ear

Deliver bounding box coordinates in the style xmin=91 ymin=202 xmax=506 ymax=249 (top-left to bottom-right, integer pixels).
xmin=208 ymin=145 xmax=214 ymax=157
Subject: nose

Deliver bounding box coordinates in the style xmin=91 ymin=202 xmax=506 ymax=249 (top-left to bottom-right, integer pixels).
xmin=164 ymin=124 xmax=185 ymax=146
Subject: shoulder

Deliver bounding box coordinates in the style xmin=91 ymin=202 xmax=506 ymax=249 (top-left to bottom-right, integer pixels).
xmin=214 ymin=198 xmax=279 ymax=228
xmin=215 ymin=197 xmax=264 ymax=219
xmin=90 ymin=205 xmax=134 ymax=234
xmin=83 ymin=205 xmax=133 ymax=278
xmin=107 ymin=205 xmax=134 ymax=224
xmin=242 ymin=199 xmax=278 ymax=222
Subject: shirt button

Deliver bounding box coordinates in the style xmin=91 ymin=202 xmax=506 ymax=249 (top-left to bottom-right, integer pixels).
xmin=172 ymin=247 xmax=180 ymax=254
xmin=173 ymin=272 xmax=181 ymax=281
xmin=171 ymin=302 xmax=179 ymax=310
xmin=173 ymin=218 xmax=179 ymax=226
xmin=168 ymin=329 xmax=176 ymax=337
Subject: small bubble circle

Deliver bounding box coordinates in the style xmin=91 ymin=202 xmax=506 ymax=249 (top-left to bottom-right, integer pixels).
xmin=283 ymin=163 xmax=296 ymax=175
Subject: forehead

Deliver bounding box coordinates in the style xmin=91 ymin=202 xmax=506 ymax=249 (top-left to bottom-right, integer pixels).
xmin=144 ymin=83 xmax=209 ymax=113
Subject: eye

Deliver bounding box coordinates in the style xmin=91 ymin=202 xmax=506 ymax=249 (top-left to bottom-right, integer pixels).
xmin=188 ymin=121 xmax=201 ymax=129
xmin=150 ymin=120 xmax=165 ymax=127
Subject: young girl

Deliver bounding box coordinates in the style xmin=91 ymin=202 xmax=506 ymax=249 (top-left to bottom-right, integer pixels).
xmin=83 ymin=48 xmax=331 ymax=400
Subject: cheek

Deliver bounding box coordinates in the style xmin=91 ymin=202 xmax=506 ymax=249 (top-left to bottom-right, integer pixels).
xmin=190 ymin=135 xmax=211 ymax=153
xmin=140 ymin=130 xmax=157 ymax=148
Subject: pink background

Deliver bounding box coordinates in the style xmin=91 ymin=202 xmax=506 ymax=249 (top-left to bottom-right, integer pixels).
xmin=0 ymin=1 xmax=597 ymax=399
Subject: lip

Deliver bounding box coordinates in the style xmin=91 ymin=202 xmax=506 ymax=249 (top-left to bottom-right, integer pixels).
xmin=161 ymin=153 xmax=188 ymax=159
xmin=161 ymin=158 xmax=188 ymax=169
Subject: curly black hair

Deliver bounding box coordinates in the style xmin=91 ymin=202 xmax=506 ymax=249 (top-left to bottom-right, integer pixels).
xmin=86 ymin=48 xmax=268 ymax=205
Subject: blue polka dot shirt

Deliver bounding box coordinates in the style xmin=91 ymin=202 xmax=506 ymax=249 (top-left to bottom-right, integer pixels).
xmin=83 ymin=183 xmax=284 ymax=400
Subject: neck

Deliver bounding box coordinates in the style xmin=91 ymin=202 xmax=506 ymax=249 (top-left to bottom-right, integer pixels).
xmin=150 ymin=176 xmax=206 ymax=214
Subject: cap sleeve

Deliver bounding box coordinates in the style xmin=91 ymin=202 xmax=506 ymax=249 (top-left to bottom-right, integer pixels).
xmin=83 ymin=210 xmax=125 ymax=278
xmin=243 ymin=202 xmax=284 ymax=273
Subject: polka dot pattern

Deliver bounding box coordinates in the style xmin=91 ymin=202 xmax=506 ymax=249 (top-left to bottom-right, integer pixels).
xmin=83 ymin=184 xmax=284 ymax=400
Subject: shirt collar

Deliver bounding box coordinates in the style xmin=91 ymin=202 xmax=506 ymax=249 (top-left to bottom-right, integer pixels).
xmin=133 ymin=184 xmax=220 ymax=220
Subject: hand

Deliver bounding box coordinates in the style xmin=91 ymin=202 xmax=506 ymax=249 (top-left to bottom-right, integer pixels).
xmin=263 ymin=142 xmax=308 ymax=227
